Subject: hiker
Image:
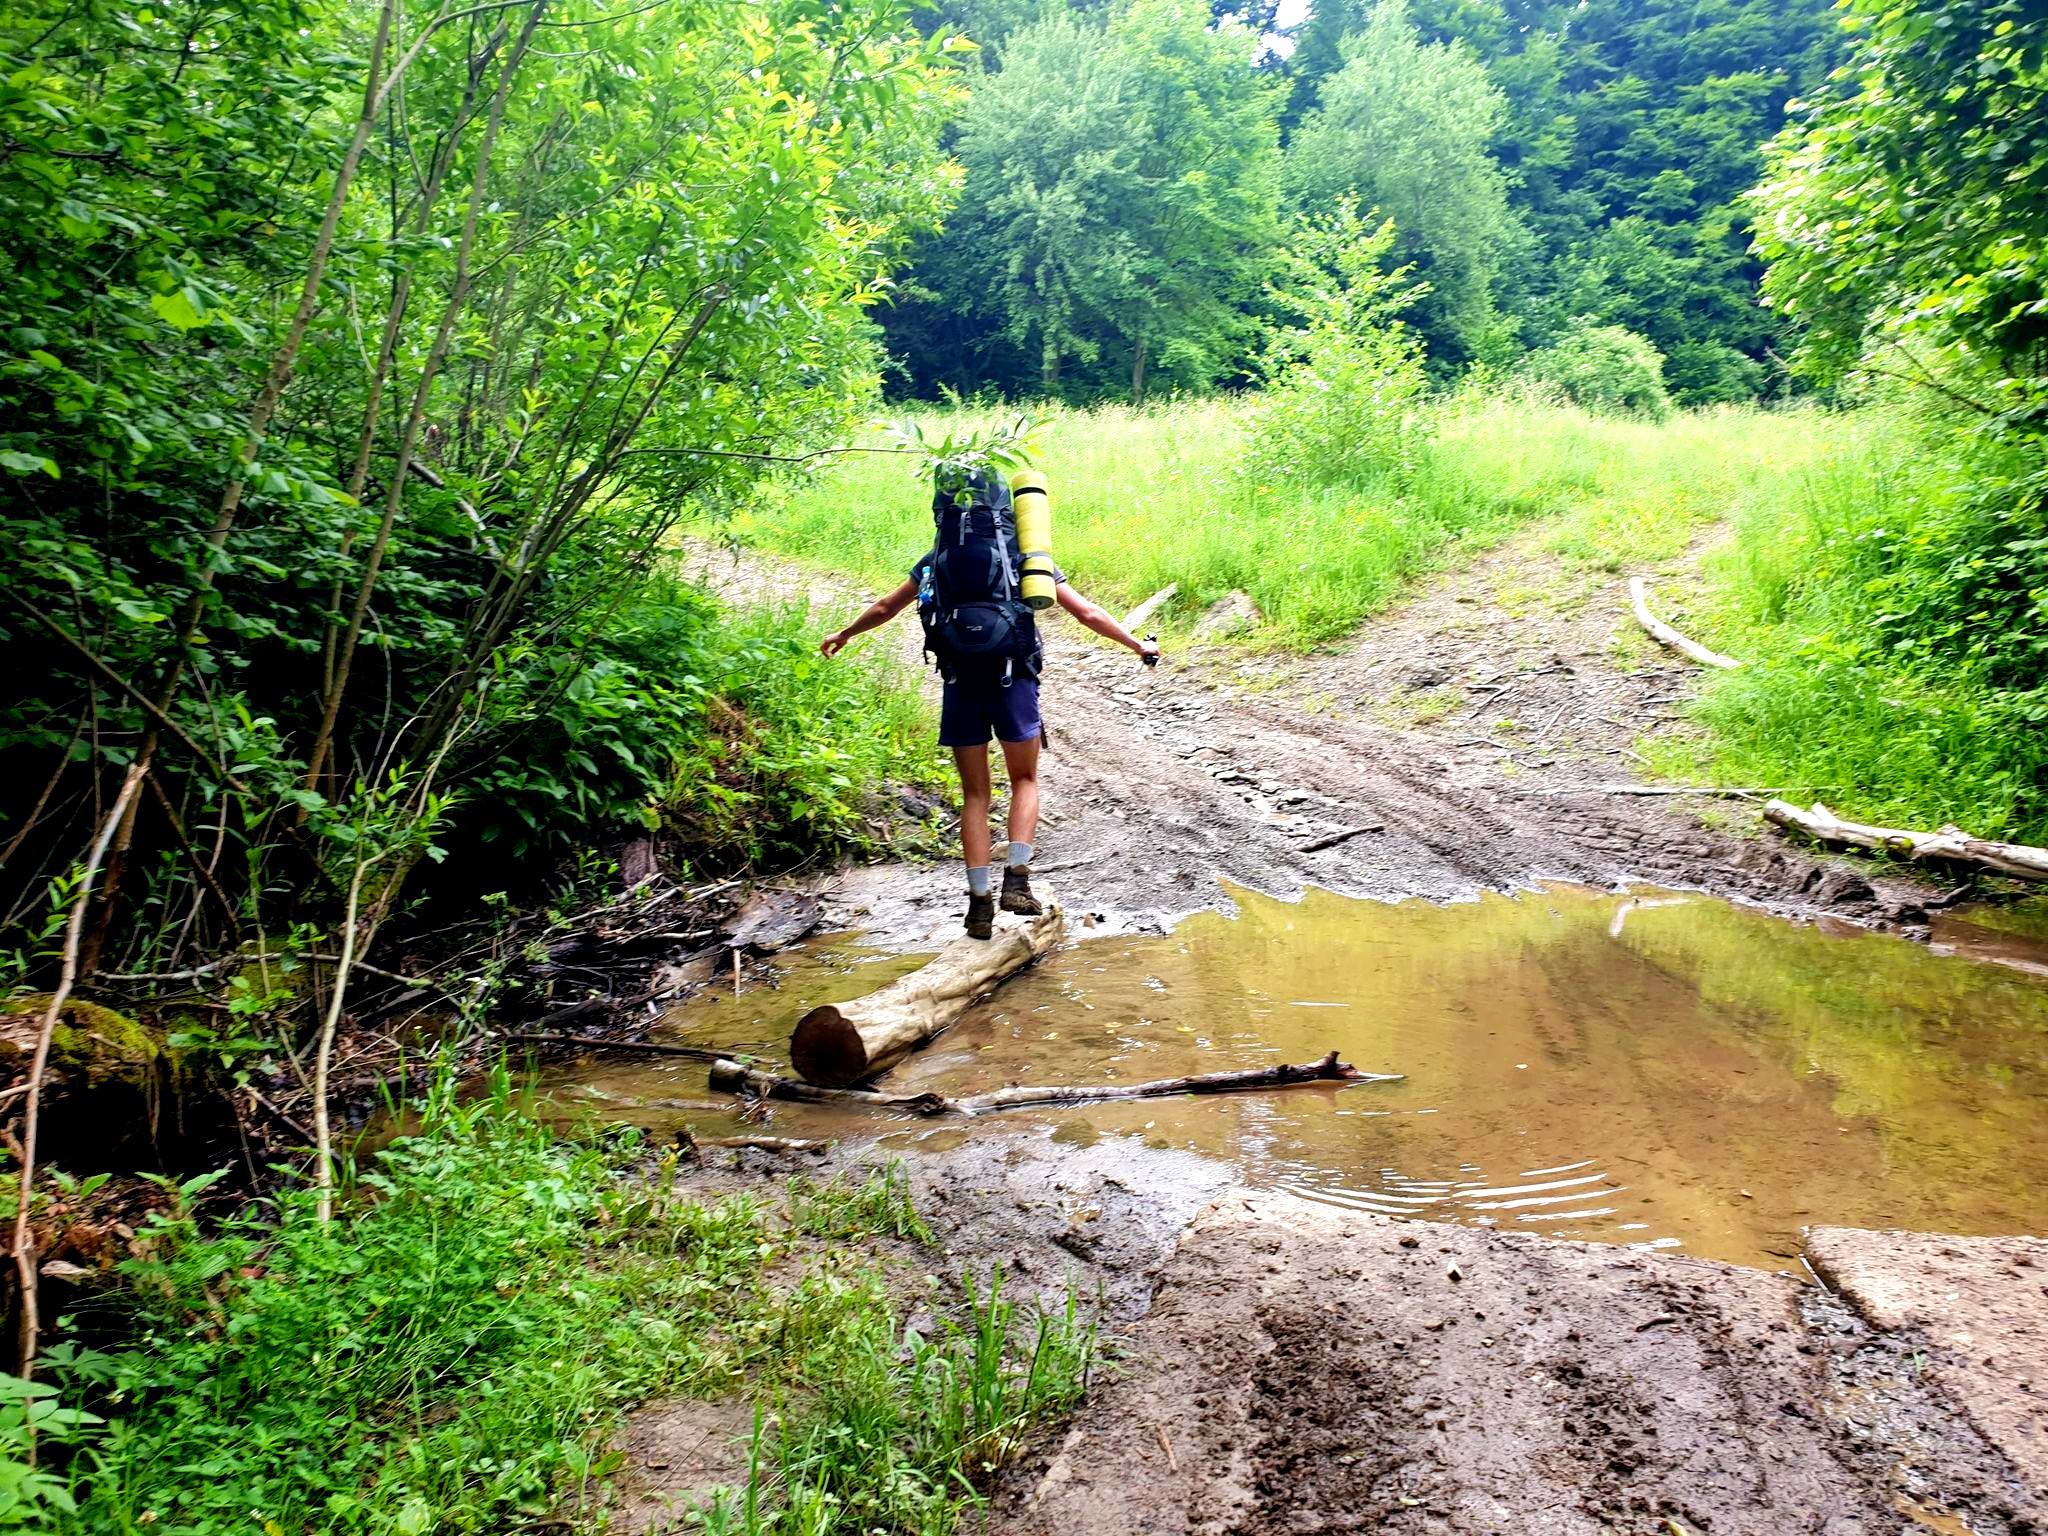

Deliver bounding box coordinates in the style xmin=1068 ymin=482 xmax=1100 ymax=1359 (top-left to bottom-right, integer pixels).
xmin=819 ymin=470 xmax=1158 ymax=940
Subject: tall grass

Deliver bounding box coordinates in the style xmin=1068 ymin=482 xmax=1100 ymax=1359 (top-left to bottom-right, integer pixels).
xmin=735 ymin=397 xmax=1829 ymax=645
xmin=1663 ymin=411 xmax=2048 ymax=843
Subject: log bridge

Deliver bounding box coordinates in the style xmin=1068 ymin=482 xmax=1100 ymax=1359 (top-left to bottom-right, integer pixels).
xmin=789 ymin=903 xmax=1067 ymax=1088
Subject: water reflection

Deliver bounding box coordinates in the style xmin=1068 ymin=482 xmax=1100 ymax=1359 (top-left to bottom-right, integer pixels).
xmin=525 ymin=884 xmax=2048 ymax=1269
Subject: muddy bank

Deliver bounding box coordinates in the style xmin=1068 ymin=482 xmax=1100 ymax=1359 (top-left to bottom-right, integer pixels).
xmin=985 ymin=1187 xmax=2044 ymax=1536
xmin=684 ymin=535 xmax=1960 ymax=949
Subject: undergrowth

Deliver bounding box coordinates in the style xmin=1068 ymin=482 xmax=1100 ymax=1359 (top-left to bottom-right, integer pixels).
xmin=15 ymin=1084 xmax=1090 ymax=1535
xmin=1659 ymin=408 xmax=2048 ymax=843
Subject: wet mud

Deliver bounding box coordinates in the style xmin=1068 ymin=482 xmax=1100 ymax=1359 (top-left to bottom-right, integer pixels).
xmin=989 ymin=1192 xmax=2043 ymax=1536
xmin=653 ymin=535 xmax=2048 ymax=1528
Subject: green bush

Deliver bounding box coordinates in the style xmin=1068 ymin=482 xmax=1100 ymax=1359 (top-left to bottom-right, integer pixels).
xmin=1519 ymin=323 xmax=1675 ymax=420
xmin=1681 ymin=405 xmax=2048 ymax=841
xmin=34 ymin=1096 xmax=1094 ymax=1536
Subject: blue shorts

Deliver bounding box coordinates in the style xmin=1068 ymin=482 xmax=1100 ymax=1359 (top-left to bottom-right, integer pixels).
xmin=939 ymin=676 xmax=1041 ymax=748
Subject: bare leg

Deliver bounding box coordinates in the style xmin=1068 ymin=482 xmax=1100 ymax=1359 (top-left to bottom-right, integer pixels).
xmin=998 ymin=733 xmax=1041 ymax=853
xmin=953 ymin=745 xmax=993 ymax=872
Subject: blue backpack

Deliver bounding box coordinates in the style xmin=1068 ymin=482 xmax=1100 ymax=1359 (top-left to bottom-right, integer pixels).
xmin=918 ymin=470 xmax=1041 ymax=684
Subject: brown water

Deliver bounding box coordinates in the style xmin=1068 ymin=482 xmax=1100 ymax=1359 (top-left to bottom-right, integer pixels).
xmin=529 ymin=884 xmax=2048 ymax=1270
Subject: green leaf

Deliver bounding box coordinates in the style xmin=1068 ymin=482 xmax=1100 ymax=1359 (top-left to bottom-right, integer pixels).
xmin=0 ymin=450 xmax=57 ymax=478
xmin=150 ymin=289 xmax=206 ymax=331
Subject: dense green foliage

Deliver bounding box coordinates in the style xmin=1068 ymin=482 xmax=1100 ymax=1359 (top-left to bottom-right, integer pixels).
xmin=14 ymin=1095 xmax=1089 ymax=1533
xmin=1670 ymin=0 xmax=2048 ymax=841
xmin=1517 ymin=322 xmax=1675 ymax=420
xmin=0 ymin=0 xmax=957 ymax=976
xmin=1284 ymin=0 xmax=1513 ymax=370
xmin=888 ymin=0 xmax=1281 ymax=399
xmin=888 ymin=0 xmax=1841 ymax=402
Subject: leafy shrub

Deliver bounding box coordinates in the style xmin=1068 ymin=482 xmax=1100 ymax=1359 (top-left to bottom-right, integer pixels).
xmin=1685 ymin=404 xmax=2048 ymax=841
xmin=1245 ymin=201 xmax=1430 ymax=490
xmin=1518 ymin=322 xmax=1674 ymax=420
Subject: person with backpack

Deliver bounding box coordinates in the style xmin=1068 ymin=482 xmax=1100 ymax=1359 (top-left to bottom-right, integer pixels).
xmin=819 ymin=468 xmax=1160 ymax=939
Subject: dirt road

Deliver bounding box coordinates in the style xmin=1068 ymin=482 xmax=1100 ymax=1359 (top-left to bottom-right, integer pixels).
xmin=670 ymin=535 xmax=2045 ymax=1533
xmin=687 ymin=530 xmax=1932 ymax=942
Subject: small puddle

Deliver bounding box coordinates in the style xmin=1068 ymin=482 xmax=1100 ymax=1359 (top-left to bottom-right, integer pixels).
xmin=527 ymin=884 xmax=2048 ymax=1270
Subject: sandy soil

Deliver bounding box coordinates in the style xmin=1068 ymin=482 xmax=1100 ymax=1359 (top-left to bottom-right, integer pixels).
xmin=653 ymin=533 xmax=2047 ymax=1533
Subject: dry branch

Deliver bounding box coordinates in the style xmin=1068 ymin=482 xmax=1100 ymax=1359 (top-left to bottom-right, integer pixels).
xmin=678 ymin=1130 xmax=827 ymax=1156
xmin=1764 ymin=801 xmax=2048 ymax=882
xmin=1302 ymin=823 xmax=1384 ymax=853
xmin=710 ymin=1050 xmax=1398 ymax=1118
xmin=1119 ymin=584 xmax=1179 ymax=635
xmin=10 ymin=762 xmax=148 ymax=1378
xmin=1628 ymin=577 xmax=1741 ymax=670
xmin=789 ymin=904 xmax=1066 ymax=1086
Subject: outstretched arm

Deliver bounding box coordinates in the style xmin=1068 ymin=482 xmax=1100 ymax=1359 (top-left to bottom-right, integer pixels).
xmin=821 ymin=580 xmax=916 ymax=657
xmin=1057 ymin=583 xmax=1161 ymax=662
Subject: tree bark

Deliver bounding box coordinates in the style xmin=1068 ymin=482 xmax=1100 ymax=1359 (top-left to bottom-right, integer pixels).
xmin=1628 ymin=577 xmax=1741 ymax=670
xmin=11 ymin=762 xmax=146 ymax=1379
xmin=711 ymin=1050 xmax=1396 ymax=1117
xmin=1764 ymin=800 xmax=2048 ymax=882
xmin=789 ymin=904 xmax=1066 ymax=1086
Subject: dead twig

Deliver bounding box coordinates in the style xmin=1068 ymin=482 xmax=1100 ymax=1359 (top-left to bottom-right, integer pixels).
xmin=1301 ymin=823 xmax=1385 ymax=854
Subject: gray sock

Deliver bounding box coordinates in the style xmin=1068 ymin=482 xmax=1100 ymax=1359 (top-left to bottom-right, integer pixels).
xmin=1007 ymin=841 xmax=1033 ymax=869
xmin=966 ymin=865 xmax=991 ymax=896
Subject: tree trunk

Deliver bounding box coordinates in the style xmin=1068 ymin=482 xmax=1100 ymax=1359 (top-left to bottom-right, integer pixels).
xmin=789 ymin=904 xmax=1065 ymax=1086
xmin=1764 ymin=800 xmax=2048 ymax=882
xmin=1131 ymin=335 xmax=1147 ymax=404
xmin=1041 ymin=337 xmax=1059 ymax=394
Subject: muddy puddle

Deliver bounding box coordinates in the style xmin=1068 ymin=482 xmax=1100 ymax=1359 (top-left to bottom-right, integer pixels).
xmin=528 ymin=884 xmax=2048 ymax=1270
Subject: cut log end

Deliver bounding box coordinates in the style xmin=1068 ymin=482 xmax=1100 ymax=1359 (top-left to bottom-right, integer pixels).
xmin=789 ymin=1003 xmax=871 ymax=1088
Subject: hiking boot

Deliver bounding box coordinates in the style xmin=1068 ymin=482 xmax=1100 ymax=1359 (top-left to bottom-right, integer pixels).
xmin=964 ymin=890 xmax=996 ymax=940
xmin=1000 ymin=864 xmax=1043 ymax=916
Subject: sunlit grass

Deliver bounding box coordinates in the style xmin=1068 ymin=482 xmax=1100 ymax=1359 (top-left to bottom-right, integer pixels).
xmin=733 ymin=396 xmax=1831 ymax=647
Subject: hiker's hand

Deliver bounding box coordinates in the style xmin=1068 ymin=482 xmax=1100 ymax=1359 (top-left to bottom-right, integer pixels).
xmin=1140 ymin=638 xmax=1161 ymax=668
xmin=820 ymin=631 xmax=848 ymax=659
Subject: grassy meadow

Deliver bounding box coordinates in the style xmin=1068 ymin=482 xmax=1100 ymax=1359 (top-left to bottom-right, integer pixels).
xmin=735 ymin=397 xmax=1829 ymax=646
xmin=735 ymin=395 xmax=2043 ymax=845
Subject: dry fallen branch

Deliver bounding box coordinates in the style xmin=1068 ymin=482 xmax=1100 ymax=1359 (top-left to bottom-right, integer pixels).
xmin=710 ymin=1050 xmax=1399 ymax=1118
xmin=1302 ymin=823 xmax=1385 ymax=853
xmin=1119 ymin=583 xmax=1179 ymax=635
xmin=1764 ymin=801 xmax=2048 ymax=883
xmin=1628 ymin=577 xmax=1741 ymax=670
xmin=790 ymin=904 xmax=1066 ymax=1087
xmin=677 ymin=1129 xmax=827 ymax=1157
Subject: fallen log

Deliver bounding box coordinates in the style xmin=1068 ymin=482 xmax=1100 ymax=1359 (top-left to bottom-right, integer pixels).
xmin=1628 ymin=577 xmax=1741 ymax=670
xmin=789 ymin=904 xmax=1066 ymax=1087
xmin=1764 ymin=801 xmax=2048 ymax=883
xmin=710 ymin=1050 xmax=1399 ymax=1117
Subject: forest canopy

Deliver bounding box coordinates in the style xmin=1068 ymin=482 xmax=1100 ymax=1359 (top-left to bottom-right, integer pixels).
xmin=887 ymin=0 xmax=1844 ymax=403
